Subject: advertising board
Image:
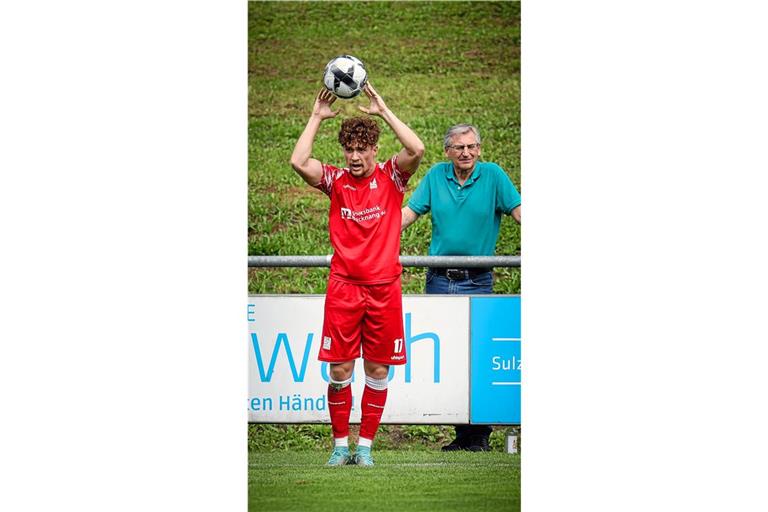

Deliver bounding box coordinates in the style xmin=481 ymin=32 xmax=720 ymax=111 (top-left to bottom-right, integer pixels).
xmin=469 ymin=296 xmax=522 ymax=424
xmin=248 ymin=295 xmax=470 ymax=423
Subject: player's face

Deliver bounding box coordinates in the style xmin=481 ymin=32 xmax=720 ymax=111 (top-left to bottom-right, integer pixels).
xmin=343 ymin=142 xmax=378 ymax=178
xmin=445 ymin=132 xmax=481 ymax=174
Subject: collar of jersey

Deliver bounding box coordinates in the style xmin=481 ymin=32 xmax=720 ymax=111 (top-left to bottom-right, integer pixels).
xmin=445 ymin=162 xmax=482 ymax=186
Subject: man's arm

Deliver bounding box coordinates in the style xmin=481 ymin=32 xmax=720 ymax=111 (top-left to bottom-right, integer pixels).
xmin=401 ymin=206 xmax=420 ymax=232
xmin=493 ymin=165 xmax=521 ymax=225
xmin=290 ymin=89 xmax=339 ymax=187
xmin=358 ymin=83 xmax=425 ymax=174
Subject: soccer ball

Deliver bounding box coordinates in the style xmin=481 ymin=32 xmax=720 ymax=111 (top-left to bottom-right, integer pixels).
xmin=322 ymin=55 xmax=368 ymax=99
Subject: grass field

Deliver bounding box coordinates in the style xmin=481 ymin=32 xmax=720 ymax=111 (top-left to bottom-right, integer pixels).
xmin=248 ymin=1 xmax=521 ymax=294
xmin=248 ymin=423 xmax=519 ymax=452
xmin=249 ymin=450 xmax=520 ymax=512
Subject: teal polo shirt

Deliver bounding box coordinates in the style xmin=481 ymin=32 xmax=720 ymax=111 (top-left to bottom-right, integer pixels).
xmin=407 ymin=161 xmax=521 ymax=256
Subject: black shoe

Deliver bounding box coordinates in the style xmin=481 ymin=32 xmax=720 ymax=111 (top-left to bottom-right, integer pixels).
xmin=441 ymin=438 xmax=470 ymax=452
xmin=467 ymin=435 xmax=490 ymax=452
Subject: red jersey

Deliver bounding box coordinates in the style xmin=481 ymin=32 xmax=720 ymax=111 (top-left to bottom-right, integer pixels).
xmin=315 ymin=156 xmax=412 ymax=284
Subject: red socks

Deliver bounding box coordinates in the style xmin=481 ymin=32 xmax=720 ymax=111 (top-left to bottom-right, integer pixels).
xmin=327 ymin=383 xmax=352 ymax=440
xmin=328 ymin=374 xmax=389 ymax=445
xmin=359 ymin=385 xmax=388 ymax=442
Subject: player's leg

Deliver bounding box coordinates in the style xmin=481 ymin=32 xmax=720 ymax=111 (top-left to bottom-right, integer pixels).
xmin=356 ymin=280 xmax=406 ymax=466
xmin=325 ymin=361 xmax=355 ymax=465
xmin=354 ymin=360 xmax=389 ymax=466
xmin=319 ymin=278 xmax=364 ymax=466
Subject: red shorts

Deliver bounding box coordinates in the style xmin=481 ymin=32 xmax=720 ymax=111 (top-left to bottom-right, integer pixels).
xmin=319 ymin=277 xmax=406 ymax=366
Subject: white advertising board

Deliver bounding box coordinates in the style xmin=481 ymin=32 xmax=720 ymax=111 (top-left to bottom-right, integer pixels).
xmin=248 ymin=295 xmax=469 ymax=423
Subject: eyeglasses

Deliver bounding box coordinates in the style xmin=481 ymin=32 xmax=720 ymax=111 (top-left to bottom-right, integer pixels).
xmin=446 ymin=143 xmax=480 ymax=152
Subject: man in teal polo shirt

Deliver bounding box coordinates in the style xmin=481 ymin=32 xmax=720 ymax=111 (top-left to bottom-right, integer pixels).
xmin=401 ymin=123 xmax=520 ymax=451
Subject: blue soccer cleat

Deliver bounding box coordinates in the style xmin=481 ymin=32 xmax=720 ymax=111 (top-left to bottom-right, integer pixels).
xmin=326 ymin=446 xmax=352 ymax=466
xmin=353 ymin=446 xmax=374 ymax=467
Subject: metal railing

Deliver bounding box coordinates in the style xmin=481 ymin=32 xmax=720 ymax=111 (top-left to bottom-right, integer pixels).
xmin=248 ymin=255 xmax=521 ymax=268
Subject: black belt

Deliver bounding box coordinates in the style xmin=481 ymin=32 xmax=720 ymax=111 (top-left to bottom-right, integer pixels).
xmin=429 ymin=267 xmax=493 ymax=280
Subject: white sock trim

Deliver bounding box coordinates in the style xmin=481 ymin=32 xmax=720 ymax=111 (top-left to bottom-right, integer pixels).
xmin=365 ymin=375 xmax=388 ymax=391
xmin=357 ymin=437 xmax=372 ymax=448
xmin=329 ymin=376 xmax=352 ymax=388
xmin=334 ymin=436 xmax=348 ymax=447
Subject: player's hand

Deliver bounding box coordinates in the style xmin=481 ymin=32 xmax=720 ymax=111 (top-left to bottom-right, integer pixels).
xmin=358 ymin=82 xmax=388 ymax=117
xmin=312 ymin=89 xmax=339 ymax=120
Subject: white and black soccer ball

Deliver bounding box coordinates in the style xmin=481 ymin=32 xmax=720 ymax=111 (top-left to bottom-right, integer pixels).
xmin=322 ymin=55 xmax=368 ymax=99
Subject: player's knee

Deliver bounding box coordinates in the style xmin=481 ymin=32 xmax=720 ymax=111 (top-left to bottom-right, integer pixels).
xmin=364 ymin=362 xmax=389 ymax=380
xmin=329 ymin=362 xmax=354 ymax=382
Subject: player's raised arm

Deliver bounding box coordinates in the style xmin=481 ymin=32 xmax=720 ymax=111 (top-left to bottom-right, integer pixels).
xmin=358 ymin=82 xmax=425 ymax=175
xmin=290 ymin=89 xmax=339 ymax=187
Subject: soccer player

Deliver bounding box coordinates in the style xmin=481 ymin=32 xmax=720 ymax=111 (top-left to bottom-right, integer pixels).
xmin=290 ymin=83 xmax=425 ymax=466
xmin=401 ymin=123 xmax=521 ymax=451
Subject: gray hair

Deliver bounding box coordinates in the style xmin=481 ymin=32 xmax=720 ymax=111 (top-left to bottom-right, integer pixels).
xmin=443 ymin=124 xmax=481 ymax=148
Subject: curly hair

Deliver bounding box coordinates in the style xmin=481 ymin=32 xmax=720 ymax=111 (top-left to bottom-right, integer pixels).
xmin=338 ymin=117 xmax=380 ymax=148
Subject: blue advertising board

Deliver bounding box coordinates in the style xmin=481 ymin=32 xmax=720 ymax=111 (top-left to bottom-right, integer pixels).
xmin=470 ymin=296 xmax=521 ymax=424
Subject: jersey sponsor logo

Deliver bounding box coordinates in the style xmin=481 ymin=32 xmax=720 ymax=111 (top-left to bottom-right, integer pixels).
xmin=323 ymin=336 xmax=332 ymax=350
xmin=338 ymin=205 xmax=386 ymax=223
xmin=369 ymin=177 xmax=378 ymax=189
xmin=343 ymin=184 xmax=357 ymax=191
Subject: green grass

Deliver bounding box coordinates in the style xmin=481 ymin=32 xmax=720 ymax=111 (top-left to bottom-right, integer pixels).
xmin=249 ymin=450 xmax=520 ymax=512
xmin=248 ymin=424 xmax=520 ymax=452
xmin=248 ymin=1 xmax=521 ymax=295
